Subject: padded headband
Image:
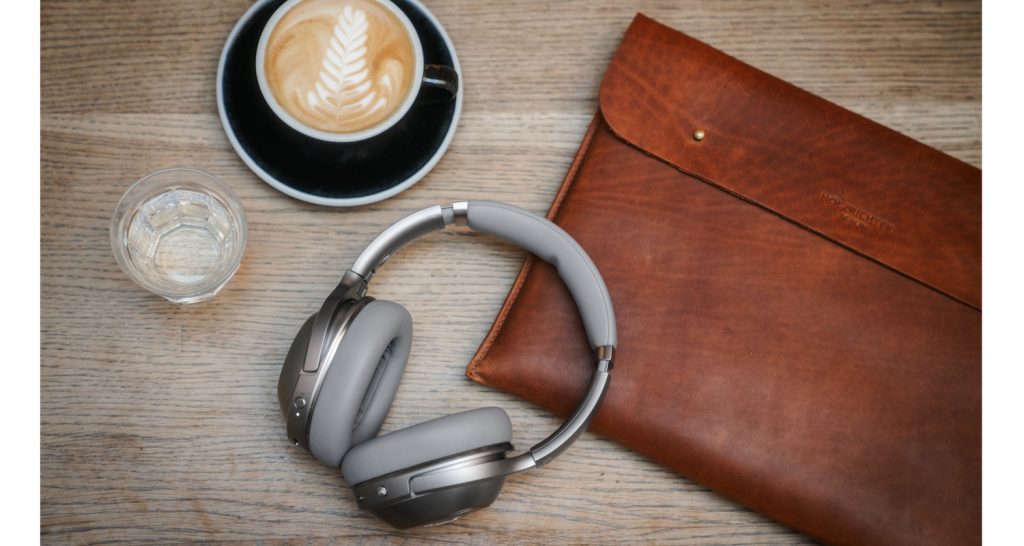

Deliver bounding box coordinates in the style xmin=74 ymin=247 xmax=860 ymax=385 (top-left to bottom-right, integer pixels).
xmin=348 ymin=200 xmax=615 ymax=472
xmin=350 ymin=201 xmax=617 ymax=349
xmin=320 ymin=201 xmax=616 ymax=480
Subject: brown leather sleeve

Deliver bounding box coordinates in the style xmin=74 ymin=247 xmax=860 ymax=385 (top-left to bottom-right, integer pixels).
xmin=467 ymin=14 xmax=980 ymax=546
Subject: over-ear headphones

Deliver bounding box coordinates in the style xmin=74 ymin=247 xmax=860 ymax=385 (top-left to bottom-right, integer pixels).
xmin=277 ymin=201 xmax=616 ymax=529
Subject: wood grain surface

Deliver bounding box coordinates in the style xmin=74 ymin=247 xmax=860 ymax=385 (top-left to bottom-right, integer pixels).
xmin=41 ymin=0 xmax=980 ymax=543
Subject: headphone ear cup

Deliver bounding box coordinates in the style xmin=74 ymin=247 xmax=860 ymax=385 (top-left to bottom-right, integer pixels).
xmin=340 ymin=407 xmax=513 ymax=485
xmin=308 ymin=299 xmax=413 ymax=468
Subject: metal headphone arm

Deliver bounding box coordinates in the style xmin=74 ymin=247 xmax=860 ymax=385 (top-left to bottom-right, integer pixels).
xmin=339 ymin=202 xmax=614 ymax=492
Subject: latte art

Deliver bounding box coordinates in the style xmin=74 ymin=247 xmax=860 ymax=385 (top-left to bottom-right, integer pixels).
xmin=306 ymin=6 xmax=395 ymax=122
xmin=263 ymin=0 xmax=417 ymax=134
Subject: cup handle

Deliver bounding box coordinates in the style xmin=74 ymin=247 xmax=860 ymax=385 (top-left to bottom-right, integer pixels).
xmin=422 ymin=65 xmax=459 ymax=97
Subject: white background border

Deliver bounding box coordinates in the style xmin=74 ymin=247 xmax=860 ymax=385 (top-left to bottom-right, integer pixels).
xmin=15 ymin=0 xmax=1023 ymax=543
xmin=5 ymin=0 xmax=40 ymax=540
xmin=981 ymin=0 xmax=1022 ymax=542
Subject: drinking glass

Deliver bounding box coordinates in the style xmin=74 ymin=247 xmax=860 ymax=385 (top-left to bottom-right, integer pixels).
xmin=110 ymin=168 xmax=247 ymax=303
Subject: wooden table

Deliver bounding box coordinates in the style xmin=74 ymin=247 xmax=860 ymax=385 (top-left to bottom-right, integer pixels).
xmin=41 ymin=0 xmax=980 ymax=543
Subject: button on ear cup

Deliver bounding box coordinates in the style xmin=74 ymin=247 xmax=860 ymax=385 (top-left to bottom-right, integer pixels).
xmin=308 ymin=300 xmax=413 ymax=468
xmin=277 ymin=313 xmax=315 ymax=417
xmin=340 ymin=407 xmax=513 ymax=485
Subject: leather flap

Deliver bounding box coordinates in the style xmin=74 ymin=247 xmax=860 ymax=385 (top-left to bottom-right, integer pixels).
xmin=599 ymin=14 xmax=981 ymax=309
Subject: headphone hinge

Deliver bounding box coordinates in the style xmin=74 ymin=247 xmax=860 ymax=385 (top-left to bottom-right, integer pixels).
xmin=335 ymin=269 xmax=369 ymax=299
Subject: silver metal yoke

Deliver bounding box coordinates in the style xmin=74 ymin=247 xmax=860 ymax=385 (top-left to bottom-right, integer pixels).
xmin=349 ymin=202 xmax=469 ymax=283
xmin=350 ymin=205 xmax=447 ymax=282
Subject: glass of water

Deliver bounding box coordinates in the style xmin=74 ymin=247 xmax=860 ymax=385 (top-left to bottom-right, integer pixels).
xmin=110 ymin=168 xmax=247 ymax=303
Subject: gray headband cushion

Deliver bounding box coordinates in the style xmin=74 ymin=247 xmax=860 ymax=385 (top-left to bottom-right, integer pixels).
xmin=466 ymin=201 xmax=616 ymax=348
xmin=309 ymin=300 xmax=413 ymax=467
xmin=340 ymin=407 xmax=513 ymax=485
xmin=348 ymin=201 xmax=616 ymax=348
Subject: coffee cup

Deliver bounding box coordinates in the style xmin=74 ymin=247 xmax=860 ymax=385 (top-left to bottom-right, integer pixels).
xmin=255 ymin=0 xmax=458 ymax=143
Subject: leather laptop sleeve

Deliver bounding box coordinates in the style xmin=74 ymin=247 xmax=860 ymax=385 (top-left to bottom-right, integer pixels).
xmin=466 ymin=14 xmax=980 ymax=546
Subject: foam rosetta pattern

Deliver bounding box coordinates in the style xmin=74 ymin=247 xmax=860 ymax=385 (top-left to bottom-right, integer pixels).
xmin=264 ymin=0 xmax=416 ymax=134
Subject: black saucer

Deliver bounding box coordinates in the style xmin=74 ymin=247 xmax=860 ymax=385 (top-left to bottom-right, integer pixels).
xmin=217 ymin=0 xmax=462 ymax=206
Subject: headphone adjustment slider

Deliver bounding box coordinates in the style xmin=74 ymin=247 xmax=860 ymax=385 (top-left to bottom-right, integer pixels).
xmin=595 ymin=345 xmax=615 ymax=371
xmin=442 ymin=201 xmax=470 ymax=227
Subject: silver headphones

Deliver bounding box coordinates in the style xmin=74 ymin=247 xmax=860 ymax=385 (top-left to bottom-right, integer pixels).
xmin=278 ymin=201 xmax=616 ymax=529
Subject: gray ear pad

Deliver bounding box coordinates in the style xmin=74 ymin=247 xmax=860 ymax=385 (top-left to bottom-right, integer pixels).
xmin=308 ymin=300 xmax=413 ymax=468
xmin=466 ymin=201 xmax=616 ymax=348
xmin=340 ymin=407 xmax=513 ymax=485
